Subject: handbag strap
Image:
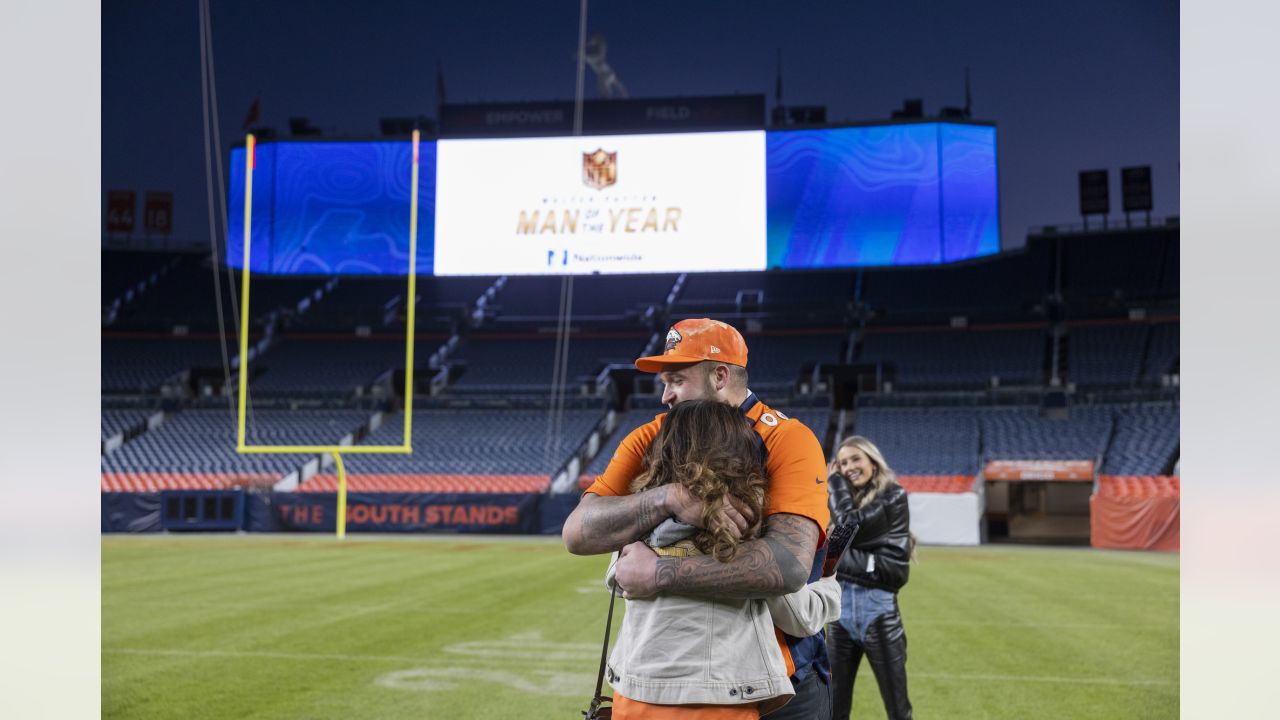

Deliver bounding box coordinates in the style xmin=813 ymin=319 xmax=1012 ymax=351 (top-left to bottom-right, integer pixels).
xmin=588 ymin=582 xmax=619 ymax=713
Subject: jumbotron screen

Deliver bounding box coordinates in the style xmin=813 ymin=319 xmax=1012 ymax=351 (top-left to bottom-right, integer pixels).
xmin=226 ymin=123 xmax=999 ymax=275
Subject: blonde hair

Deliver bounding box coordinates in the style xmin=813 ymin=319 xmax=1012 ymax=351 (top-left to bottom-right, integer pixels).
xmin=836 ymin=435 xmax=917 ymax=558
xmin=837 ymin=435 xmax=898 ymax=509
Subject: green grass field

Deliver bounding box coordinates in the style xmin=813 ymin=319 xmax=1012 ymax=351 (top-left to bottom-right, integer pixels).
xmin=103 ymin=535 xmax=1178 ymax=719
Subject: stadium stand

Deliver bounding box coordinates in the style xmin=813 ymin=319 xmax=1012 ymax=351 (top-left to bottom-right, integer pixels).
xmin=492 ymin=274 xmax=676 ymax=320
xmin=1101 ymin=403 xmax=1179 ymax=474
xmin=102 ymin=250 xmax=181 ymax=310
xmin=109 ymin=255 xmax=239 ymax=331
xmin=249 ymin=338 xmax=413 ymax=396
xmin=771 ymin=402 xmax=833 ymax=443
xmin=859 ymin=249 xmax=1051 ymax=322
xmin=102 ymin=337 xmax=227 ymax=393
xmin=1143 ymin=321 xmax=1180 ymax=382
xmin=980 ymin=406 xmax=1114 ymax=461
xmin=1061 ymin=229 xmax=1170 ymax=300
xmin=101 ymin=409 xmax=373 ymax=489
xmin=101 ymin=408 xmax=155 ymax=442
xmin=1067 ymin=323 xmax=1148 ymax=387
xmin=852 ymin=407 xmax=981 ymax=475
xmin=241 ymin=276 xmax=330 ymax=323
xmin=735 ymin=331 xmax=846 ymax=393
xmin=447 ymin=333 xmax=649 ymax=393
xmin=580 ymin=406 xmax=664 ymax=482
xmin=286 ymin=276 xmax=489 ymax=333
xmin=672 ymin=270 xmax=853 ymax=324
xmin=858 ymin=326 xmax=1046 ymax=389
xmin=334 ymin=407 xmax=606 ymax=477
xmin=297 ymin=474 xmax=551 ymax=494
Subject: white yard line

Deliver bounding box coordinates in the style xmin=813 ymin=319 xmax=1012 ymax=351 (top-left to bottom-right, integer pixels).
xmin=914 ymin=671 xmax=1175 ymax=686
xmin=105 ymin=648 xmax=1176 ymax=687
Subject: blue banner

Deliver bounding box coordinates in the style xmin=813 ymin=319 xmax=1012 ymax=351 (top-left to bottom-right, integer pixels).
xmin=102 ymin=492 xmax=161 ymax=533
xmin=765 ymin=123 xmax=1000 ymax=267
xmin=227 ymin=141 xmax=437 ymax=275
xmin=273 ymin=492 xmax=544 ymax=534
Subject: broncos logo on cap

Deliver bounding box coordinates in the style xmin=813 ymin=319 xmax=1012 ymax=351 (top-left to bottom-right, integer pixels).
xmin=664 ymin=328 xmax=683 ymax=353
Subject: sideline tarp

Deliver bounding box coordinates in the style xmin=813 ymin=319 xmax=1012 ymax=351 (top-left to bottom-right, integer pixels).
xmin=1090 ymin=495 xmax=1180 ymax=551
xmin=908 ymin=492 xmax=983 ymax=546
xmin=538 ymin=493 xmax=581 ymax=536
xmin=102 ymin=492 xmax=162 ymax=533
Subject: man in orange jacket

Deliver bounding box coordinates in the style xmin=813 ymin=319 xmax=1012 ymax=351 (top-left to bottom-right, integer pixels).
xmin=564 ymin=318 xmax=833 ymax=719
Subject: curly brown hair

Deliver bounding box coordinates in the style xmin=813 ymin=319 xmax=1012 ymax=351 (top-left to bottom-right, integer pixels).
xmin=629 ymin=399 xmax=767 ymax=562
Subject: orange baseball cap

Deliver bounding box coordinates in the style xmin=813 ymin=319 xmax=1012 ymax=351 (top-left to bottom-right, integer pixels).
xmin=634 ymin=318 xmax=748 ymax=373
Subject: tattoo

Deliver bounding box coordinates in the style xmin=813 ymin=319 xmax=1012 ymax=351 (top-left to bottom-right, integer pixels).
xmin=654 ymin=513 xmax=819 ymax=599
xmin=569 ymin=489 xmax=669 ymax=554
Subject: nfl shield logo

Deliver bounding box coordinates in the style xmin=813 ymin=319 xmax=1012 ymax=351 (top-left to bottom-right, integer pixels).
xmin=583 ymin=149 xmax=617 ymax=190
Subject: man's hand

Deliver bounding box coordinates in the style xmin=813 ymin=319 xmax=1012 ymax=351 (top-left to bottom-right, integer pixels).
xmin=663 ymin=484 xmax=753 ymax=538
xmin=614 ymin=541 xmax=659 ymax=599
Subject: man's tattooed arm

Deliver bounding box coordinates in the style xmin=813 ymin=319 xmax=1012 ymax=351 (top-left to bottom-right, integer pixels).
xmin=562 ymin=490 xmax=669 ymax=555
xmin=653 ymin=513 xmax=819 ymax=598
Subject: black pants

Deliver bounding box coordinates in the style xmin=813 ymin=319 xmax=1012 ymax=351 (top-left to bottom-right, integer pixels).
xmin=762 ymin=668 xmax=831 ymax=720
xmin=827 ymin=610 xmax=912 ymax=720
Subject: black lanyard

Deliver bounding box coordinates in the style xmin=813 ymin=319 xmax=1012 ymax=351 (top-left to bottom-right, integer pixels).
xmin=584 ymin=583 xmax=618 ymax=719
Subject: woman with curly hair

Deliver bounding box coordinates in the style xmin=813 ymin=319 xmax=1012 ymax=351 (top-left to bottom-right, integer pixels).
xmin=603 ymin=399 xmax=840 ymax=719
xmin=826 ymin=436 xmax=915 ymax=720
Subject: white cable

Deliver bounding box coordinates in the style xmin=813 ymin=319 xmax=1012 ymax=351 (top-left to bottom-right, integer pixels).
xmin=198 ymin=0 xmax=252 ymax=441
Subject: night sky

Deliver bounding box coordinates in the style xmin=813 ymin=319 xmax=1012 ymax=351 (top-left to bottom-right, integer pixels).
xmin=102 ymin=0 xmax=1178 ymax=251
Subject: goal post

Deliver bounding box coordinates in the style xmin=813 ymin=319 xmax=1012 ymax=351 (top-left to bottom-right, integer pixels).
xmin=234 ymin=130 xmax=424 ymax=537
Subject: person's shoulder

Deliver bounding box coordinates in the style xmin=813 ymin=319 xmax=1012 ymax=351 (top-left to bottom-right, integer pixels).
xmin=884 ymin=482 xmax=909 ymax=505
xmin=756 ymin=403 xmax=819 ymax=445
xmin=621 ymin=414 xmax=664 ymax=444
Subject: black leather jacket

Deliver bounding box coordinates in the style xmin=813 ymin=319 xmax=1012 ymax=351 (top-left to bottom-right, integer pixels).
xmin=827 ymin=473 xmax=911 ymax=592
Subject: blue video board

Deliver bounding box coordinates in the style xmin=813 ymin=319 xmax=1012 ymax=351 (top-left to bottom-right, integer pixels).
xmin=227 ymin=141 xmax=436 ymax=275
xmin=765 ymin=123 xmax=1000 ymax=267
xmin=226 ymin=123 xmax=998 ymax=275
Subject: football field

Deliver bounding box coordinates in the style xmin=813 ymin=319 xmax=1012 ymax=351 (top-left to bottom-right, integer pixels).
xmin=103 ymin=535 xmax=1178 ymax=719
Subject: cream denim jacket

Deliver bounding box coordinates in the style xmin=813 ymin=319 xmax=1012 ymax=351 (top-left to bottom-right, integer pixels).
xmin=601 ymin=529 xmax=840 ymax=712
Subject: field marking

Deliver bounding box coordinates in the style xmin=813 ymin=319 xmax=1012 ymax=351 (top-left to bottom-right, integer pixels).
xmin=107 ymin=647 xmax=449 ymax=665
xmin=105 ymin=633 xmax=601 ymax=668
xmin=908 ymin=620 xmax=1172 ymax=630
xmin=109 ymin=598 xmax=568 ymax=616
xmin=106 ymin=633 xmax=601 ymax=698
xmin=914 ymin=671 xmax=1176 ymax=687
xmin=444 ymin=632 xmax=601 ymax=662
xmin=374 ymin=667 xmax=590 ymax=696
xmin=103 ymin=649 xmax=1176 ymax=691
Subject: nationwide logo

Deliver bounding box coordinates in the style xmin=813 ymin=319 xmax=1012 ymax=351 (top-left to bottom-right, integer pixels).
xmin=582 ymin=149 xmax=617 ymax=190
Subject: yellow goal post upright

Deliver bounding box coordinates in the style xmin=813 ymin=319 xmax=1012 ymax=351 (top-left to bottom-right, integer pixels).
xmin=234 ymin=130 xmax=423 ymax=539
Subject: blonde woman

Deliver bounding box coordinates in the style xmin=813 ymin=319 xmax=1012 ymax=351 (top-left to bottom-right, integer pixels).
xmin=825 ymin=436 xmax=914 ymax=720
